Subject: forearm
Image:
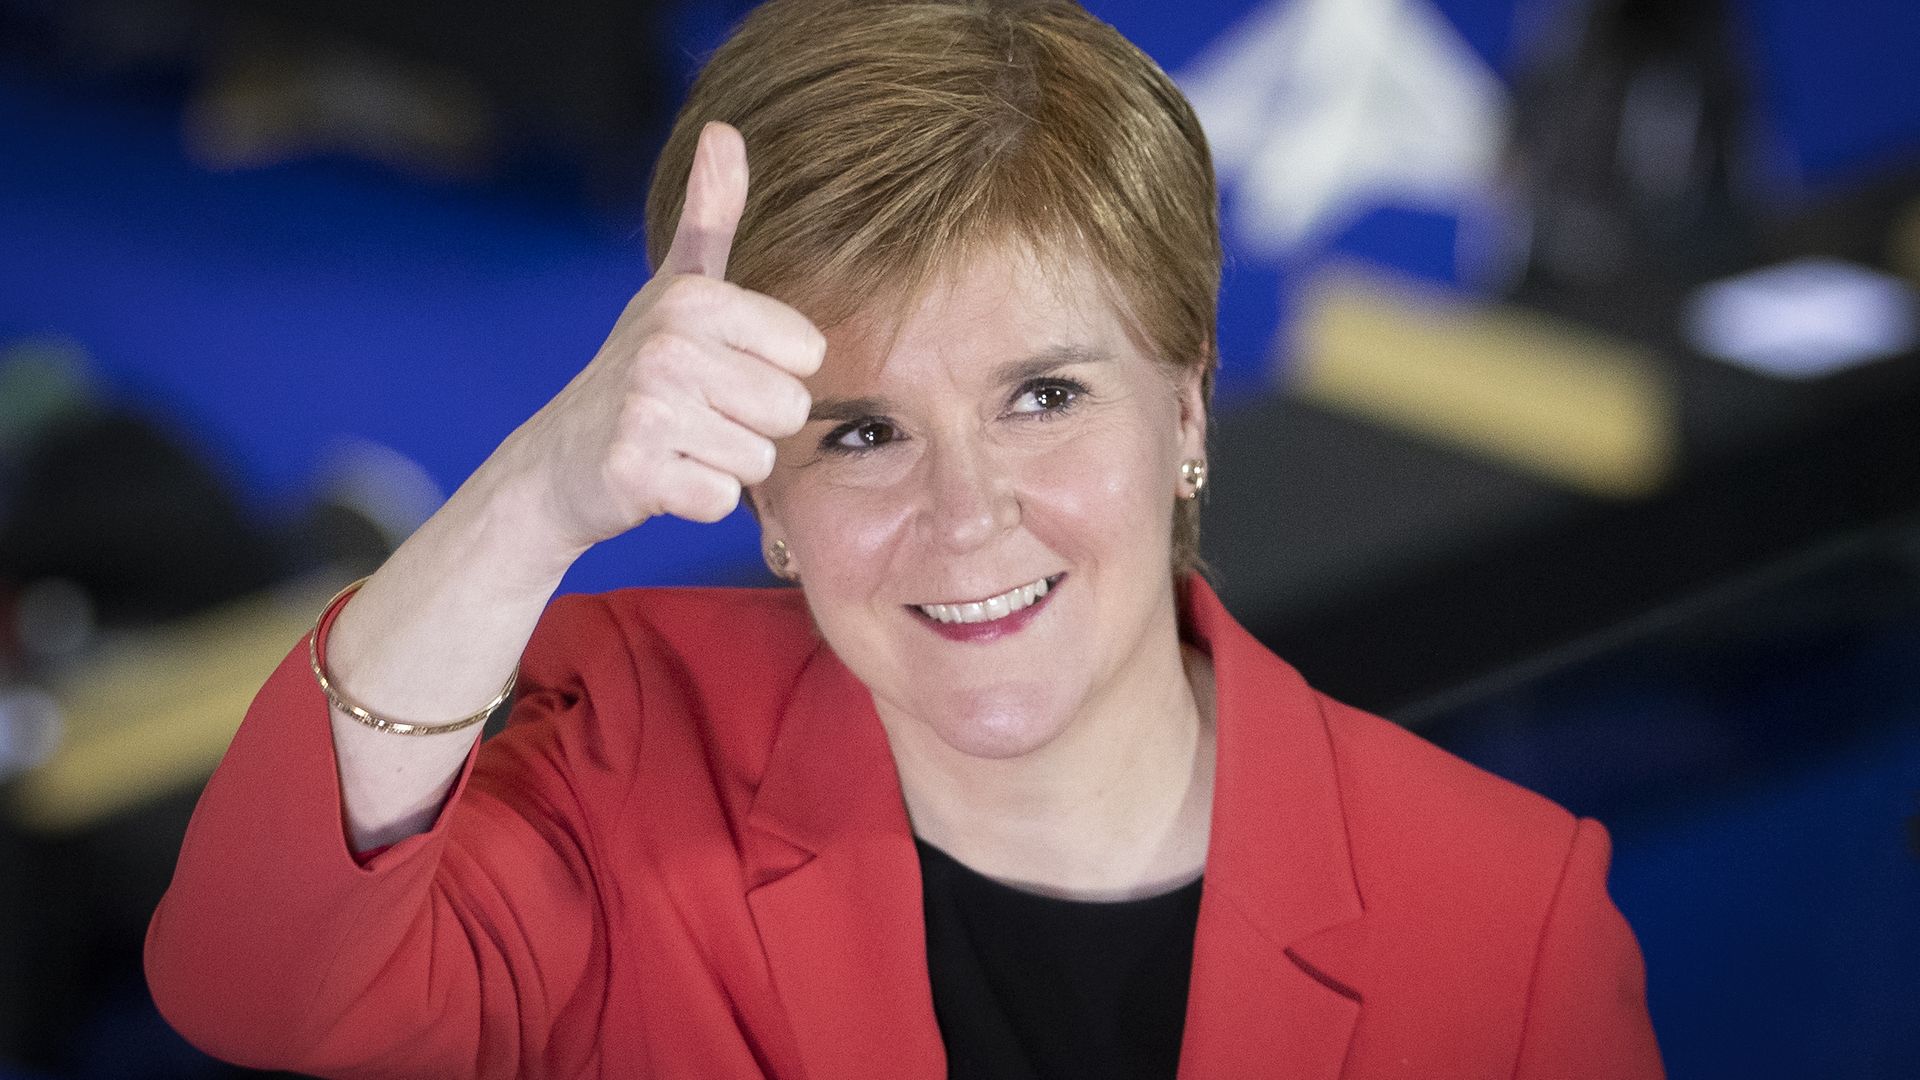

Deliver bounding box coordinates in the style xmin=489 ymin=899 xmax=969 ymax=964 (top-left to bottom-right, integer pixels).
xmin=325 ymin=454 xmax=584 ymax=851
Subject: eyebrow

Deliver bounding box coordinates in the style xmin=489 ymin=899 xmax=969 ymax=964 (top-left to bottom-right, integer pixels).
xmin=806 ymin=344 xmax=1111 ymax=423
xmin=998 ymin=344 xmax=1111 ymax=386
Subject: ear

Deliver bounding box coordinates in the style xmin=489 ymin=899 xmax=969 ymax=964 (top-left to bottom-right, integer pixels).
xmin=1174 ymin=366 xmax=1208 ymax=467
xmin=746 ymin=484 xmax=797 ymax=580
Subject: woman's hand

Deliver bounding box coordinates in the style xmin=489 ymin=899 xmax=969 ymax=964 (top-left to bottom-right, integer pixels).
xmin=319 ymin=123 xmax=822 ymax=852
xmin=490 ymin=121 xmax=824 ymax=558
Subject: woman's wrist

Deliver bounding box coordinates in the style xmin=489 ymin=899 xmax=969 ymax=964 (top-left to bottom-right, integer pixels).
xmin=453 ymin=450 xmax=597 ymax=590
xmin=319 ymin=462 xmax=574 ymax=721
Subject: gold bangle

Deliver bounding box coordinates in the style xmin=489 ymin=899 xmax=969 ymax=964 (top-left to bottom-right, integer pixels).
xmin=308 ymin=576 xmax=518 ymax=736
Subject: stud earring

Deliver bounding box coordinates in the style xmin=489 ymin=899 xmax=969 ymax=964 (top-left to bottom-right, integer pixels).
xmin=766 ymin=539 xmax=795 ymax=580
xmin=1179 ymin=458 xmax=1207 ymax=499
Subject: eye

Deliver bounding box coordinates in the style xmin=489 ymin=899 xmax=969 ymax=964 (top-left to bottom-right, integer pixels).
xmin=1010 ymin=378 xmax=1086 ymax=416
xmin=823 ymin=419 xmax=900 ymax=453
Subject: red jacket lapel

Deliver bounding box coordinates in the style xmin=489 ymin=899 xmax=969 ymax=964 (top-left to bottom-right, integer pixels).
xmin=1176 ymin=580 xmax=1366 ymax=1080
xmin=742 ymin=641 xmax=947 ymax=1080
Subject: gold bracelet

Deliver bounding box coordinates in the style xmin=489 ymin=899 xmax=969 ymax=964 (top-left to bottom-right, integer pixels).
xmin=308 ymin=576 xmax=518 ymax=736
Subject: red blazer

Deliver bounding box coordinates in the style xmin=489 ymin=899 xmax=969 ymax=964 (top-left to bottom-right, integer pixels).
xmin=147 ymin=579 xmax=1662 ymax=1079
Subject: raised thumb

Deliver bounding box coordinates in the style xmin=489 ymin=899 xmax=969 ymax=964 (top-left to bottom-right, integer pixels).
xmin=658 ymin=122 xmax=748 ymax=280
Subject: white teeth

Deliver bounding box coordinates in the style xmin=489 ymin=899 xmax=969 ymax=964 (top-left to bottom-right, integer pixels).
xmin=916 ymin=575 xmax=1056 ymax=625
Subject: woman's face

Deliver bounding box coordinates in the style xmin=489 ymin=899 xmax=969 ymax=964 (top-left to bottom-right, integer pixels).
xmin=753 ymin=242 xmax=1206 ymax=761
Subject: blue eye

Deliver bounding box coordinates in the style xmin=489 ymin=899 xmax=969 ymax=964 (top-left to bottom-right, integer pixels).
xmin=823 ymin=420 xmax=899 ymax=453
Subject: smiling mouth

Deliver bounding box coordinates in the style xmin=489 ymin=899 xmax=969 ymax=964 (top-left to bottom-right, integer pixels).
xmin=912 ymin=574 xmax=1064 ymax=625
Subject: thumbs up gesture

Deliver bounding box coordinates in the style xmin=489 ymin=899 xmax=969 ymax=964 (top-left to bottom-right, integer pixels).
xmin=491 ymin=123 xmax=825 ymax=556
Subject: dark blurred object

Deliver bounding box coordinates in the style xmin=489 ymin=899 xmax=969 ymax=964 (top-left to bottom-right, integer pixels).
xmin=0 ymin=337 xmax=404 ymax=1076
xmin=1505 ymin=0 xmax=1762 ymax=296
xmin=1208 ymin=345 xmax=1920 ymax=720
xmin=0 ymin=0 xmax=687 ymax=213
xmin=0 ymin=339 xmax=276 ymax=1071
xmin=180 ymin=26 xmax=499 ymax=180
xmin=0 ymin=347 xmax=283 ymax=633
xmin=1424 ymin=515 xmax=1920 ymax=809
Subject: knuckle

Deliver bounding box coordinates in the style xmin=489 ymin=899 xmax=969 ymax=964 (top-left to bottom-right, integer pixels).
xmin=619 ymin=389 xmax=677 ymax=434
xmin=633 ymin=330 xmax=696 ymax=373
xmin=601 ymin=442 xmax=652 ymax=498
xmin=655 ymin=274 xmax=718 ymax=319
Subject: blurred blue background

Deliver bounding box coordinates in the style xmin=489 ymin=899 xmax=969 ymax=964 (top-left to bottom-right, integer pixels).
xmin=2 ymin=0 xmax=1917 ymax=1076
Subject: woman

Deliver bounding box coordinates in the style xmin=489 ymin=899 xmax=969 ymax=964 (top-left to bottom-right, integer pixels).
xmin=146 ymin=1 xmax=1663 ymax=1077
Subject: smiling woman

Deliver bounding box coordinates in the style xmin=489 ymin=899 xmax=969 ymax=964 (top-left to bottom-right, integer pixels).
xmin=761 ymin=243 xmax=1218 ymax=906
xmin=143 ymin=2 xmax=1662 ymax=1079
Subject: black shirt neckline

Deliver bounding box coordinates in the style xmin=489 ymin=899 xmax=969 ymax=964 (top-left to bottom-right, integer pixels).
xmin=915 ymin=836 xmax=1204 ymax=1080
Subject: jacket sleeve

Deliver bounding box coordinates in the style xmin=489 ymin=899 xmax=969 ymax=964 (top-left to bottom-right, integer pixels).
xmin=1512 ymin=817 xmax=1665 ymax=1080
xmin=145 ymin=596 xmax=625 ymax=1080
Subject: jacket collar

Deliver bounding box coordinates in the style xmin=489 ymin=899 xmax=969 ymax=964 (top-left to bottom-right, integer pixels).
xmin=742 ymin=576 xmax=1366 ymax=1080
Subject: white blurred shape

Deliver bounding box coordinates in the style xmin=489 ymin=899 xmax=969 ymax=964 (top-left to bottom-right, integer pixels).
xmin=1685 ymin=259 xmax=1918 ymax=380
xmin=319 ymin=437 xmax=446 ymax=547
xmin=1179 ymin=0 xmax=1511 ymax=258
xmin=0 ymin=686 xmax=63 ymax=780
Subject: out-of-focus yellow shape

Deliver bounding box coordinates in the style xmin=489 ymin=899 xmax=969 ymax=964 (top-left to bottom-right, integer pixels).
xmin=8 ymin=578 xmax=343 ymax=833
xmin=1290 ymin=264 xmax=1677 ymax=497
xmin=1889 ymin=197 xmax=1920 ymax=288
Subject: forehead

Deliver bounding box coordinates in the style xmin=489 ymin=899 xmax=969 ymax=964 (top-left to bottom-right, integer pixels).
xmin=810 ymin=241 xmax=1132 ymax=389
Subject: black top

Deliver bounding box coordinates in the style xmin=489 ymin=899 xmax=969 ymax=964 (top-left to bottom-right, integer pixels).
xmin=916 ymin=838 xmax=1204 ymax=1080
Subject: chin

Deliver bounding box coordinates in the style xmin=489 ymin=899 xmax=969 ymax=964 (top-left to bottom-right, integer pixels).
xmin=920 ymin=690 xmax=1072 ymax=761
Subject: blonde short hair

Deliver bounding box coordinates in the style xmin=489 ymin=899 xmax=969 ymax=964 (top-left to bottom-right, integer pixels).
xmin=645 ymin=0 xmax=1220 ymax=577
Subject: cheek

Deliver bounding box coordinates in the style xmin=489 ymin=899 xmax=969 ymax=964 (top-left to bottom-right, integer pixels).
xmin=774 ymin=474 xmax=916 ymax=593
xmin=1017 ymin=419 xmax=1176 ymax=551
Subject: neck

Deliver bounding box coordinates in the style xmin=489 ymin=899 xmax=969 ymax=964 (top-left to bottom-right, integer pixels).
xmin=881 ymin=616 xmax=1218 ymax=902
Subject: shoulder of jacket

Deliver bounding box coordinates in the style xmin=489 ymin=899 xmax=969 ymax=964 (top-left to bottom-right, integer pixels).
xmin=1291 ymin=697 xmax=1645 ymax=1080
xmin=501 ymin=587 xmax=817 ymax=782
xmin=1314 ymin=692 xmax=1580 ymax=918
xmin=515 ymin=587 xmax=818 ymax=737
xmin=526 ymin=586 xmax=815 ymax=673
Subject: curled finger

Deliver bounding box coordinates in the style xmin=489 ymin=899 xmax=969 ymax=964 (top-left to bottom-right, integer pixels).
xmin=698 ymin=347 xmax=814 ymax=440
xmin=655 ymin=456 xmax=745 ymax=524
xmin=674 ymin=405 xmax=780 ymax=485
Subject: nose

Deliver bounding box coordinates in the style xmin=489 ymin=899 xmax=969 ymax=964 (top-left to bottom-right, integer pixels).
xmin=918 ymin=438 xmax=1020 ymax=554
